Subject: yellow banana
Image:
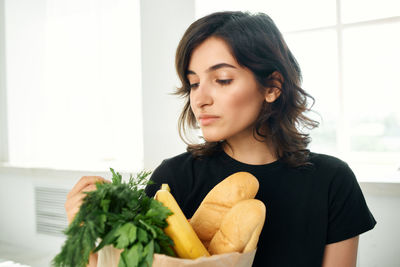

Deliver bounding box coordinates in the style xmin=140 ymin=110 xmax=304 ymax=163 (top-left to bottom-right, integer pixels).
xmin=155 ymin=184 xmax=210 ymax=259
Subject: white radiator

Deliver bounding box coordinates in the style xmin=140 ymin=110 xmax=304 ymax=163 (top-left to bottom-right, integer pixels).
xmin=34 ymin=187 xmax=69 ymax=236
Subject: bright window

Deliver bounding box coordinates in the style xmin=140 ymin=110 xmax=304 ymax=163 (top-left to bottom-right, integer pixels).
xmin=3 ymin=0 xmax=143 ymax=172
xmin=195 ymin=0 xmax=400 ymax=181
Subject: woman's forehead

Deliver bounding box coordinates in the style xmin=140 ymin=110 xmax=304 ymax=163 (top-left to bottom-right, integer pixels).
xmin=187 ymin=37 xmax=238 ymax=74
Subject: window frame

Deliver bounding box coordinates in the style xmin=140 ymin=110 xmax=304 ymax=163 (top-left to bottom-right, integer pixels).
xmin=281 ymin=3 xmax=400 ymax=182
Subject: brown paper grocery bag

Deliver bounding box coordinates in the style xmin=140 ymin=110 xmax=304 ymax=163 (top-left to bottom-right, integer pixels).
xmin=98 ymin=245 xmax=256 ymax=267
xmin=97 ymin=245 xmax=122 ymax=266
xmin=153 ymin=250 xmax=256 ymax=267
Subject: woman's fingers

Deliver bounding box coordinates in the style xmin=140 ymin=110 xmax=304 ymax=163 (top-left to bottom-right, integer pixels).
xmin=65 ymin=192 xmax=86 ymax=224
xmin=67 ymin=205 xmax=82 ymax=224
xmin=65 ymin=176 xmax=108 ymax=224
xmin=65 ymin=189 xmax=88 ymax=213
xmin=82 ymin=184 xmax=98 ymax=193
xmin=67 ymin=176 xmax=106 ymax=199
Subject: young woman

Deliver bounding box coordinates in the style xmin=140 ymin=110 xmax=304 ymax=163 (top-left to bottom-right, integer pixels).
xmin=144 ymin=11 xmax=376 ymax=267
xmin=66 ymin=11 xmax=376 ymax=267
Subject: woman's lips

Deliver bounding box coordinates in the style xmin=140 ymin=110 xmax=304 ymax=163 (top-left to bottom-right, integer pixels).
xmin=199 ymin=115 xmax=220 ymax=126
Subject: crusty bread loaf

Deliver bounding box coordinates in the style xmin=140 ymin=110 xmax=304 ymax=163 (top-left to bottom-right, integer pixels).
xmin=208 ymin=199 xmax=266 ymax=255
xmin=189 ymin=172 xmax=259 ymax=242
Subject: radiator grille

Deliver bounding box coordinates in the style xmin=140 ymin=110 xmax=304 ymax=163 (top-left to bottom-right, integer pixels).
xmin=35 ymin=187 xmax=69 ymax=236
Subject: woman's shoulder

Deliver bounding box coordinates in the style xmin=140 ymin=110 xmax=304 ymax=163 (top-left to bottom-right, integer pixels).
xmin=304 ymin=151 xmax=358 ymax=183
xmin=160 ymin=150 xmax=220 ymax=168
xmin=146 ymin=152 xmax=194 ymax=199
xmin=306 ymin=151 xmax=358 ymax=187
xmin=159 ymin=151 xmax=194 ymax=168
xmin=308 ymin=152 xmax=350 ymax=171
xmin=152 ymin=151 xmax=200 ymax=179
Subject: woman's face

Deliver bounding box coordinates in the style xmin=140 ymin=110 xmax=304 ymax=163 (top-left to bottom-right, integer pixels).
xmin=188 ymin=37 xmax=266 ymax=143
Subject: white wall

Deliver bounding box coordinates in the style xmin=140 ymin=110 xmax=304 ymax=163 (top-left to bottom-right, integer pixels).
xmin=141 ymin=0 xmax=193 ymax=170
xmin=358 ymin=183 xmax=400 ymax=267
xmin=0 ymin=167 xmax=91 ymax=252
xmin=0 ymin=0 xmax=194 ymax=264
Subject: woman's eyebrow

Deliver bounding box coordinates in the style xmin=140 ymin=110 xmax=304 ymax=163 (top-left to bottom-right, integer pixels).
xmin=187 ymin=63 xmax=237 ymax=75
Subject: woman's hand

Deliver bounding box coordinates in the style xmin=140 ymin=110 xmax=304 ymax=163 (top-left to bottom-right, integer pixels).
xmin=65 ymin=176 xmax=108 ymax=224
xmin=66 ymin=176 xmax=109 ymax=267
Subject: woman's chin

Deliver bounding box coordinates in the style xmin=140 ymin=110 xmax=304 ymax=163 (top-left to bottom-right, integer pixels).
xmin=202 ymin=135 xmax=225 ymax=143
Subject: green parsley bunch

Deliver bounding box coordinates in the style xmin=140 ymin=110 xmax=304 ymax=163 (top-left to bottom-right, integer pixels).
xmin=52 ymin=168 xmax=175 ymax=267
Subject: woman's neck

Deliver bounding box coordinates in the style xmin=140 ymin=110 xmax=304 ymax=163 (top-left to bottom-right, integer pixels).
xmin=223 ymin=134 xmax=278 ymax=165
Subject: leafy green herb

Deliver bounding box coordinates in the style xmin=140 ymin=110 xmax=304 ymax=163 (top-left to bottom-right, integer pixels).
xmin=52 ymin=168 xmax=174 ymax=267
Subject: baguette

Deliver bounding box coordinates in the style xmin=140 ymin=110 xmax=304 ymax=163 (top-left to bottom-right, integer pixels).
xmin=189 ymin=172 xmax=259 ymax=243
xmin=208 ymin=199 xmax=266 ymax=255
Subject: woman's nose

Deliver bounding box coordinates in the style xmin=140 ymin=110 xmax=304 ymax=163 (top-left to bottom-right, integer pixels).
xmin=192 ymin=82 xmax=213 ymax=108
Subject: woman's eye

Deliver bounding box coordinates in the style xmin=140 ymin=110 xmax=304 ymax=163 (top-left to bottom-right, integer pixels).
xmin=216 ymin=79 xmax=233 ymax=86
xmin=189 ymin=83 xmax=199 ymax=90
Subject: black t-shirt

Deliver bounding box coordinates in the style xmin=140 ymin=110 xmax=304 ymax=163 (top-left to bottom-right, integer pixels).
xmin=145 ymin=150 xmax=376 ymax=267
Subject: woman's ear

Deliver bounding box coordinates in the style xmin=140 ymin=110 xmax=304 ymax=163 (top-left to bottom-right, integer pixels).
xmin=265 ymin=71 xmax=283 ymax=103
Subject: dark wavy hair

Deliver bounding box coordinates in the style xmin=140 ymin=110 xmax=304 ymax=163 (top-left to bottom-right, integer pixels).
xmin=174 ymin=11 xmax=319 ymax=167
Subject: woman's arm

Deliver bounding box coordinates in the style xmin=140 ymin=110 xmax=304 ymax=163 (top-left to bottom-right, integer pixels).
xmin=65 ymin=176 xmax=107 ymax=267
xmin=321 ymin=236 xmax=359 ymax=267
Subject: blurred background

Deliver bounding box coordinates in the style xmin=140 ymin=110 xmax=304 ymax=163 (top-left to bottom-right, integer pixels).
xmin=0 ymin=0 xmax=399 ymax=266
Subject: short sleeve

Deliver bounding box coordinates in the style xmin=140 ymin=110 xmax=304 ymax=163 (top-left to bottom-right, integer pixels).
xmin=326 ymin=162 xmax=377 ymax=244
